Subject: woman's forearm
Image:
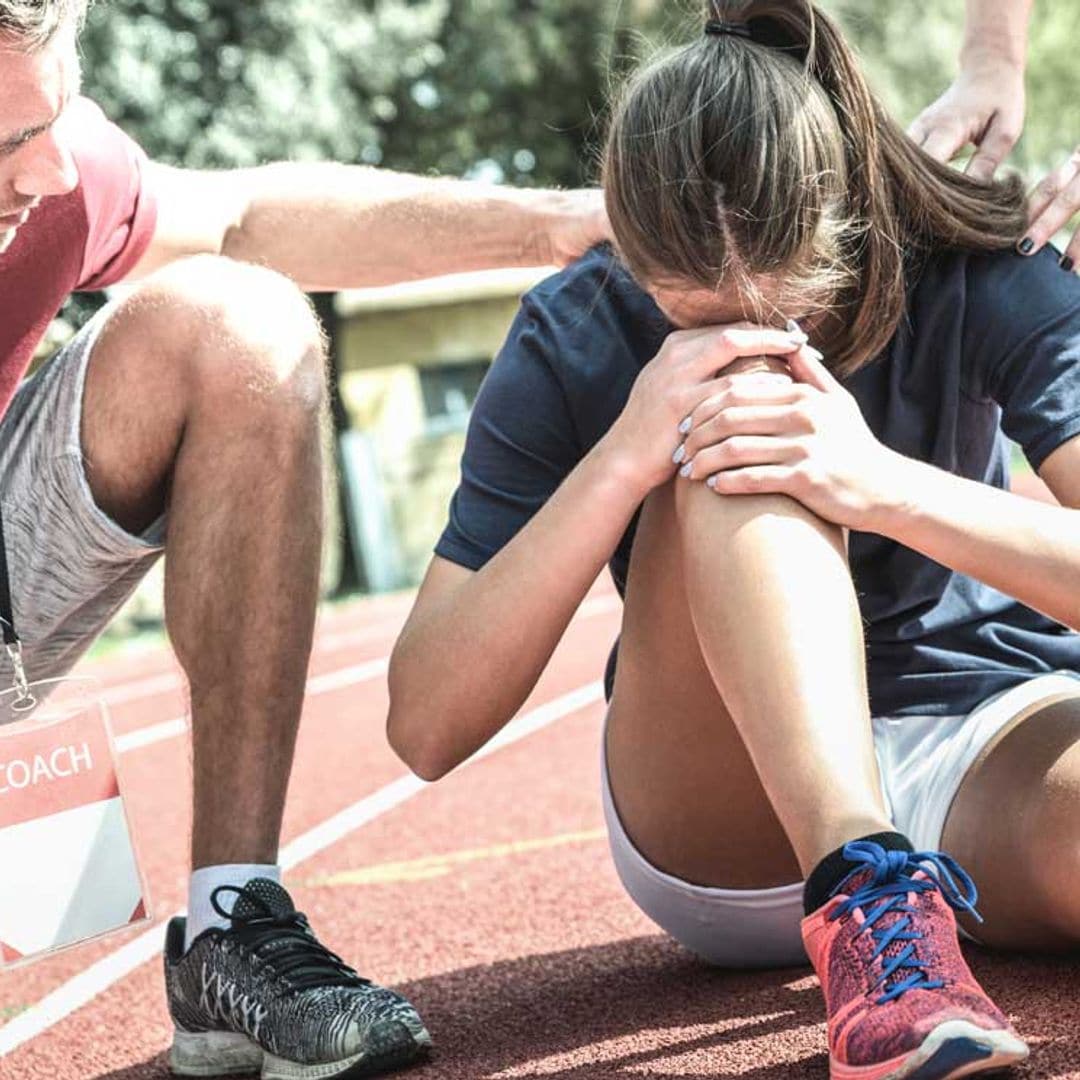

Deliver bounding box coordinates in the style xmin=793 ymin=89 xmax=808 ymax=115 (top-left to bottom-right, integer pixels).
xmin=870 ymin=453 xmax=1080 ymax=630
xmin=388 ymin=436 xmax=649 ymax=779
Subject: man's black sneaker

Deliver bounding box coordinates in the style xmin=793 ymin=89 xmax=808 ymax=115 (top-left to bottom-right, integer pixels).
xmin=164 ymin=878 xmax=431 ymax=1079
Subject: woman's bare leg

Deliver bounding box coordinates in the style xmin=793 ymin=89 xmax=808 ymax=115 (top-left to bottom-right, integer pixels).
xmin=608 ymin=478 xmax=891 ymax=886
xmin=943 ymin=694 xmax=1080 ymax=950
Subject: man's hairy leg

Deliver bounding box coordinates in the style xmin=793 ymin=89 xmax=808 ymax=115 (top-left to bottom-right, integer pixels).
xmin=82 ymin=255 xmax=326 ymax=868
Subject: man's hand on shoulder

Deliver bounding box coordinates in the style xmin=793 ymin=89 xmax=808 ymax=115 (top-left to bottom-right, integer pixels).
xmin=537 ymin=188 xmax=611 ymax=268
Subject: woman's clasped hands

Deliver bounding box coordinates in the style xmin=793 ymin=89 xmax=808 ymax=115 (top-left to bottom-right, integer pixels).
xmin=607 ymin=320 xmax=912 ymax=533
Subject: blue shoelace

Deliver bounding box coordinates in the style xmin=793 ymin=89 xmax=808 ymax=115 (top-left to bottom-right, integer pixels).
xmin=827 ymin=841 xmax=982 ymax=1005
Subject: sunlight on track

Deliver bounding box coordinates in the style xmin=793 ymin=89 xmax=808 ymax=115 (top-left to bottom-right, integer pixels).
xmin=489 ymin=1013 xmax=806 ymax=1077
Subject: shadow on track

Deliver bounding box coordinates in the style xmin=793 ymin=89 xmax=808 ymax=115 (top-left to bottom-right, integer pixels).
xmin=92 ymin=935 xmax=1080 ymax=1080
xmin=397 ymin=933 xmax=823 ymax=1079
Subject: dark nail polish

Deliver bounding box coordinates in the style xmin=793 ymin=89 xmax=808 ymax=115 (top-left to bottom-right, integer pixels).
xmin=1061 ymin=256 xmax=1075 ymax=273
xmin=1018 ymin=237 xmax=1034 ymax=255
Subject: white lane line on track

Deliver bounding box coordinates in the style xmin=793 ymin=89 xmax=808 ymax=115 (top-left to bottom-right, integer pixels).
xmin=114 ymin=718 xmax=189 ymax=754
xmin=110 ymin=595 xmax=621 ymax=756
xmin=113 ymin=657 xmax=396 ymax=755
xmin=98 ymin=629 xmax=404 ymax=708
xmin=94 ymin=592 xmax=619 ymax=710
xmin=0 ymin=680 xmax=606 ymax=1058
xmin=304 ymin=657 xmax=389 ymax=696
xmin=101 ymin=672 xmax=183 ymax=708
xmin=111 ymin=658 xmax=394 ymax=756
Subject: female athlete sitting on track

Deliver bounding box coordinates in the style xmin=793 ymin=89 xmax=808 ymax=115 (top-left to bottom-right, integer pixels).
xmin=386 ymin=2 xmax=1080 ymax=1077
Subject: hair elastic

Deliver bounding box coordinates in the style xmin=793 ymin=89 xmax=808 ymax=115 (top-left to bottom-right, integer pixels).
xmin=704 ymin=19 xmax=752 ymax=39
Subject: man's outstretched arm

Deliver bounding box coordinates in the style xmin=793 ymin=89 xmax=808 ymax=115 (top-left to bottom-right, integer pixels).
xmin=127 ymin=161 xmax=609 ymax=289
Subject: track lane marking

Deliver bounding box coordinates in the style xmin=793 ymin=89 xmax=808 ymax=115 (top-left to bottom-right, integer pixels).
xmin=114 ymin=718 xmax=189 ymax=754
xmin=100 ymin=672 xmax=184 ymax=707
xmin=303 ymin=828 xmax=608 ymax=887
xmin=89 ymin=614 xmax=414 ymax=707
xmin=112 ymin=657 xmax=395 ymax=755
xmin=92 ymin=592 xmax=619 ymax=711
xmin=0 ymin=680 xmax=605 ymax=1058
xmin=98 ymin=651 xmax=394 ymax=714
xmin=111 ymin=595 xmax=620 ymax=755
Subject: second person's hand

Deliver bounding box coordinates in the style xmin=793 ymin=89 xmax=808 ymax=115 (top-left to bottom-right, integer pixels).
xmin=1016 ymin=145 xmax=1080 ymax=272
xmin=907 ymin=54 xmax=1025 ymax=183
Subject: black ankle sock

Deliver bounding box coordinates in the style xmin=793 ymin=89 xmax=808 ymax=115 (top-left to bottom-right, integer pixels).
xmin=802 ymin=831 xmax=914 ymax=916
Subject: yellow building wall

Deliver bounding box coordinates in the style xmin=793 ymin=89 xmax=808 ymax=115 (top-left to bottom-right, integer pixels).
xmin=336 ymin=290 xmax=532 ymax=586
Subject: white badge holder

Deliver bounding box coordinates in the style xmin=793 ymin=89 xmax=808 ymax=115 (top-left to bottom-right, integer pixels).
xmin=0 ymin=674 xmax=151 ymax=967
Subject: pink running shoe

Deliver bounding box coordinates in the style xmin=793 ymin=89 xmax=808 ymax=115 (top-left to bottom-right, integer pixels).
xmin=801 ymin=841 xmax=1029 ymax=1080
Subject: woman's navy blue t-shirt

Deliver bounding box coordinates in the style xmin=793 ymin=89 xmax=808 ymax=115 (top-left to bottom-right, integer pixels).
xmin=435 ymin=244 xmax=1080 ymax=718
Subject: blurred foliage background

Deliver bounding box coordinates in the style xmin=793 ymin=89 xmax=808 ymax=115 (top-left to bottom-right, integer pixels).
xmin=65 ymin=0 xmax=1075 ymax=613
xmin=68 ymin=0 xmax=624 ymax=324
xmin=77 ymin=0 xmax=1079 ymax=185
xmin=67 ymin=0 xmax=1079 ymax=335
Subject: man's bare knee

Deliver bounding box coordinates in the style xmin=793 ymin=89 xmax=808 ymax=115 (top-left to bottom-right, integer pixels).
xmin=118 ymin=254 xmax=327 ymax=420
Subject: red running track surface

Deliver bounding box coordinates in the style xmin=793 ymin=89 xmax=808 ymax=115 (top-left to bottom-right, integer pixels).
xmin=1 ymin=473 xmax=1077 ymax=1079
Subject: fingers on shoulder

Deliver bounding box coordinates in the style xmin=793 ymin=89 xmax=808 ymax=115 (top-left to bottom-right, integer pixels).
xmin=1023 ymin=145 xmax=1080 ymax=254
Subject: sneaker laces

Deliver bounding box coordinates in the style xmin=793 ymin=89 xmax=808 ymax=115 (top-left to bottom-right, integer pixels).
xmin=211 ymin=884 xmax=372 ymax=994
xmin=827 ymin=841 xmax=982 ymax=1005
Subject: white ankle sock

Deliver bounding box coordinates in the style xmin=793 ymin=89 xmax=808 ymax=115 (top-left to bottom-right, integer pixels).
xmin=185 ymin=863 xmax=282 ymax=951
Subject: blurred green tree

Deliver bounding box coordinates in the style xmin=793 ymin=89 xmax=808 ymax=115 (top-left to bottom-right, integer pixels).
xmin=635 ymin=0 xmax=1079 ymax=182
xmin=77 ymin=0 xmax=1079 ymax=202
xmin=374 ymin=0 xmax=633 ymax=188
xmin=821 ymin=0 xmax=1080 ymax=180
xmin=80 ymin=0 xmax=444 ymax=169
xmin=77 ymin=0 xmax=638 ymax=186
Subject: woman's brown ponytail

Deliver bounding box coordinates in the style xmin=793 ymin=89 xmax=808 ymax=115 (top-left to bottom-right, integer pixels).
xmin=603 ymin=1 xmax=1028 ymax=377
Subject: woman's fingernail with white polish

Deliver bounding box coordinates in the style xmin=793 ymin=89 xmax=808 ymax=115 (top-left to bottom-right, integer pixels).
xmin=672 ymin=444 xmax=686 ymax=465
xmin=678 ymin=417 xmax=692 ymax=435
xmin=805 ymin=346 xmax=825 ymax=361
xmin=786 ymin=319 xmax=807 ymax=344
xmin=706 ymin=475 xmax=718 ymax=489
xmin=679 ymin=461 xmax=693 ymax=478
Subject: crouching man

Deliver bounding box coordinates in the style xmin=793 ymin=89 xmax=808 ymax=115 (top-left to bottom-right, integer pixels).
xmin=0 ymin=2 xmax=607 ymax=1076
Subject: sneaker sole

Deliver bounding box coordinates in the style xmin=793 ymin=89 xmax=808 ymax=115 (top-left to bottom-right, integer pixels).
xmin=170 ymin=1023 xmax=433 ymax=1080
xmin=830 ymin=1019 xmax=1029 ymax=1080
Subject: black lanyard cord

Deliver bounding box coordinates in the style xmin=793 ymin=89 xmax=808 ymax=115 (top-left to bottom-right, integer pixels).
xmin=0 ymin=504 xmax=17 ymax=648
xmin=0 ymin=506 xmax=34 ymax=710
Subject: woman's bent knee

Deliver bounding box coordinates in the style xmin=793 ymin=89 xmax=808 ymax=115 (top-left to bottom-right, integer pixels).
xmin=672 ymin=476 xmax=846 ymax=570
